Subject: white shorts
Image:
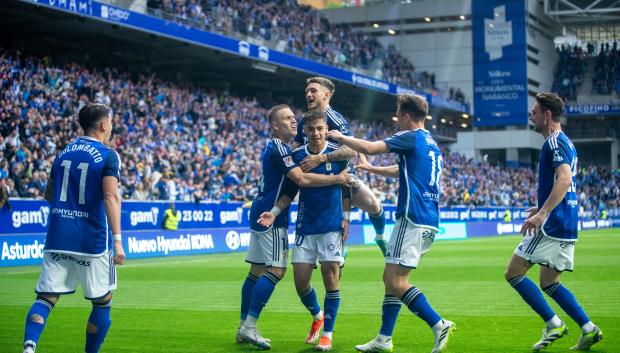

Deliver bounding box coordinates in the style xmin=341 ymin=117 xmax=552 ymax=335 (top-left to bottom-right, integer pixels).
xmin=514 ymin=232 xmax=575 ymax=272
xmin=36 ymin=251 xmax=117 ymax=300
xmin=292 ymin=231 xmax=344 ymax=265
xmin=245 ymin=227 xmax=289 ymax=268
xmin=386 ymin=218 xmax=436 ymax=268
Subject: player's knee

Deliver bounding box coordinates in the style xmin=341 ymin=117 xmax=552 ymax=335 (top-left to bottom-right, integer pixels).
xmin=92 ymin=293 xmax=113 ymax=305
xmin=37 ymin=294 xmax=59 ymax=306
xmin=268 ymin=267 xmax=286 ymax=279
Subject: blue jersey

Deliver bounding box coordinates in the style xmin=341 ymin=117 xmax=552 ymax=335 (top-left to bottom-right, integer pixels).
xmin=293 ymin=106 xmax=352 ymax=145
xmin=537 ymin=131 xmax=578 ymax=240
xmin=292 ymin=142 xmax=347 ymax=236
xmin=249 ymin=139 xmax=298 ymax=232
xmin=45 ymin=136 xmax=121 ymax=256
xmin=384 ymin=129 xmax=441 ymax=230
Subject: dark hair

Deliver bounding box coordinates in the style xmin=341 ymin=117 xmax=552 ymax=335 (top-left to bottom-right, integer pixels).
xmin=267 ymin=104 xmax=290 ymax=123
xmin=78 ymin=103 xmax=112 ymax=133
xmin=397 ymin=94 xmax=428 ymax=121
xmin=535 ymin=92 xmax=564 ymax=122
xmin=307 ymin=77 xmax=335 ymax=95
xmin=302 ymin=109 xmax=327 ymax=125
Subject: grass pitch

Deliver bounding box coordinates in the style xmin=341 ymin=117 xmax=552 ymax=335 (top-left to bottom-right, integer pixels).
xmin=1 ymin=229 xmax=618 ymax=352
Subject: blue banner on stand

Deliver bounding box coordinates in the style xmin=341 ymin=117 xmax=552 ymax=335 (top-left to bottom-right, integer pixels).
xmin=472 ymin=0 xmax=528 ymax=126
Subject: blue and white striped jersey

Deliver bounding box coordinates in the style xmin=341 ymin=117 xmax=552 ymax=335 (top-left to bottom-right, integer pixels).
xmin=45 ymin=136 xmax=120 ymax=256
xmin=294 ymin=106 xmax=352 ymax=145
xmin=537 ymin=131 xmax=578 ymax=240
xmin=291 ymin=142 xmax=348 ymax=236
xmin=249 ymin=139 xmax=298 ymax=232
xmin=384 ymin=129 xmax=441 ymax=231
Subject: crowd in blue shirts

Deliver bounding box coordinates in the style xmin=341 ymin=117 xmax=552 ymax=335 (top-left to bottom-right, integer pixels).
xmin=1 ymin=49 xmax=618 ymax=217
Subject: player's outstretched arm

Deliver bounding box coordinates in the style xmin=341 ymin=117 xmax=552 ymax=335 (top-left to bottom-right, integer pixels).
xmin=299 ymin=145 xmax=357 ymax=172
xmin=44 ymin=174 xmax=54 ymax=203
xmin=103 ymin=175 xmax=125 ymax=265
xmin=257 ymin=195 xmax=293 ymax=228
xmin=356 ymin=154 xmax=399 ymax=178
xmin=327 ymin=130 xmax=388 ymax=155
xmin=287 ymin=167 xmax=351 ymax=187
xmin=521 ymin=163 xmax=572 ymax=236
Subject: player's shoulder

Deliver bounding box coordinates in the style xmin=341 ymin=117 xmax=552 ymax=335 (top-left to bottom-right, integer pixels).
xmin=325 ymin=106 xmax=347 ymax=124
xmin=546 ymin=131 xmax=573 ymax=150
xmin=326 ymin=141 xmax=339 ymax=152
xmin=268 ymin=138 xmax=292 ymax=155
xmin=292 ymin=144 xmax=306 ymax=156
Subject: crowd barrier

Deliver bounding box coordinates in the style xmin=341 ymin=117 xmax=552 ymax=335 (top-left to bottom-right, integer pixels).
xmin=1 ymin=200 xmax=618 ymax=267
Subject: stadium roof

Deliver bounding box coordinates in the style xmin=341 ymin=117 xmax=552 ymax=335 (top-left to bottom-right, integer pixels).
xmin=542 ymin=0 xmax=620 ymax=24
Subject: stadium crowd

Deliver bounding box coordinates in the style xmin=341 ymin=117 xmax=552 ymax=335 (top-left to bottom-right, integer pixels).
xmin=1 ymin=49 xmax=618 ymax=216
xmin=592 ymin=41 xmax=620 ymax=96
xmin=146 ymin=0 xmax=453 ymax=95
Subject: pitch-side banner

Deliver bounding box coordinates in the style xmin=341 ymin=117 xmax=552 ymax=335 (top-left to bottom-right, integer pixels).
xmin=472 ymin=0 xmax=528 ymax=126
xmin=25 ymin=0 xmax=468 ymax=113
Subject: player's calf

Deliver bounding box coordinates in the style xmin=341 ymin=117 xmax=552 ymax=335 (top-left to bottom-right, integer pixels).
xmin=85 ymin=296 xmax=112 ymax=353
xmin=23 ymin=296 xmax=57 ymax=353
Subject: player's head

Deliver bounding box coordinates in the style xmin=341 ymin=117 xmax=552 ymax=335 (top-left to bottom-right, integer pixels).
xmin=531 ymin=92 xmax=563 ymax=133
xmin=78 ymin=103 xmax=113 ymax=142
xmin=395 ymin=94 xmax=428 ymax=130
xmin=268 ymin=104 xmax=297 ymax=141
xmin=302 ymin=109 xmax=328 ymax=147
xmin=305 ymin=77 xmax=335 ymax=111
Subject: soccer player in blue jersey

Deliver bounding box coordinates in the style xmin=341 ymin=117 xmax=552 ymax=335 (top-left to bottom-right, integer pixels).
xmin=236 ymin=105 xmax=350 ymax=349
xmin=328 ymin=94 xmax=455 ymax=353
xmin=294 ymin=77 xmax=387 ymax=256
xmin=505 ymin=92 xmax=603 ymax=351
xmin=22 ymin=103 xmax=125 ymax=353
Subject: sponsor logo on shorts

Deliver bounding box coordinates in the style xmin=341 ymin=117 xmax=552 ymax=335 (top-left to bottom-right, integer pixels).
xmin=422 ymin=230 xmax=435 ymax=242
xmin=51 ymin=253 xmax=91 ymax=267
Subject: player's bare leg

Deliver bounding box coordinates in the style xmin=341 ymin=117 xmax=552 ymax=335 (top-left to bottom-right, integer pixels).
xmin=350 ymin=177 xmax=386 ymax=256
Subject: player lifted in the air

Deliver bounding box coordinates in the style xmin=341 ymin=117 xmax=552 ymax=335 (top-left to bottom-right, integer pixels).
xmin=505 ymin=92 xmax=603 ymax=351
xmin=293 ymin=77 xmax=387 ymax=256
xmin=22 ymin=103 xmax=126 ymax=353
xmin=328 ymin=94 xmax=455 ymax=353
xmin=262 ymin=110 xmax=351 ymax=351
xmin=236 ymin=105 xmax=350 ymax=350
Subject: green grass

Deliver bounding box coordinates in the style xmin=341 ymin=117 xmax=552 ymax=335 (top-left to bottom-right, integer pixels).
xmin=1 ymin=229 xmax=619 ymax=352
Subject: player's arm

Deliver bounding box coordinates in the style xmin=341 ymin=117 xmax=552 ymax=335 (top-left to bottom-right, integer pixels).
xmin=327 ymin=130 xmax=389 ymax=155
xmin=44 ymin=174 xmax=54 ymax=203
xmin=356 ymin=154 xmax=399 ymax=178
xmin=299 ymin=145 xmax=356 ymax=172
xmin=287 ymin=167 xmax=350 ymax=187
xmin=257 ymin=194 xmax=294 ymax=228
xmin=521 ymin=163 xmax=571 ymax=235
xmin=103 ymin=152 xmax=125 ymax=265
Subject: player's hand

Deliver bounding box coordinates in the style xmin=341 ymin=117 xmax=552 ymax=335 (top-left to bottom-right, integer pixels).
xmin=337 ymin=169 xmax=352 ymax=185
xmin=355 ymin=154 xmax=372 ymax=171
xmin=300 ymin=155 xmax=322 ymax=172
xmin=327 ymin=130 xmax=344 ymax=142
xmin=257 ymin=211 xmax=276 ymax=228
xmin=520 ymin=210 xmax=547 ymax=237
xmin=113 ymin=240 xmax=126 ymax=265
xmin=525 ymin=206 xmax=538 ymax=219
xmin=341 ymin=219 xmax=350 ymax=245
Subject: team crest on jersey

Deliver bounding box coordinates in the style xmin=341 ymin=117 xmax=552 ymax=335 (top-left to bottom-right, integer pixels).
xmin=325 ymin=162 xmax=332 ymax=171
xmin=553 ymin=150 xmax=563 ymax=162
xmin=283 ymin=156 xmax=294 ymax=167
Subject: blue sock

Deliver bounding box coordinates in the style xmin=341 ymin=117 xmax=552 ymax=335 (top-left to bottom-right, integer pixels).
xmin=544 ymin=282 xmax=590 ymax=326
xmin=379 ymin=295 xmax=401 ymax=337
xmin=247 ymin=272 xmax=280 ymax=320
xmin=298 ymin=286 xmax=321 ymax=316
xmin=369 ymin=208 xmax=386 ymax=237
xmin=323 ymin=290 xmax=340 ymax=333
xmin=401 ymin=287 xmax=441 ymax=328
xmin=24 ymin=297 xmax=54 ymax=350
xmin=85 ymin=299 xmax=112 ymax=353
xmin=240 ymin=272 xmax=259 ymax=321
xmin=508 ymin=275 xmax=556 ymax=322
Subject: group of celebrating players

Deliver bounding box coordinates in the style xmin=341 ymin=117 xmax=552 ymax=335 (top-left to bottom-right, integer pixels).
xmin=21 ymin=76 xmax=603 ymax=353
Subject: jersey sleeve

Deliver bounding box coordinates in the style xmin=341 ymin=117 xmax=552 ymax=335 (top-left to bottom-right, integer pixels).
xmin=326 ymin=111 xmax=352 ymax=136
xmin=102 ymin=150 xmax=121 ymax=179
xmin=271 ymin=142 xmax=297 ymax=175
xmin=384 ymin=131 xmax=415 ymax=154
xmin=293 ymin=118 xmax=305 ymax=144
xmin=548 ymin=135 xmax=571 ymax=169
